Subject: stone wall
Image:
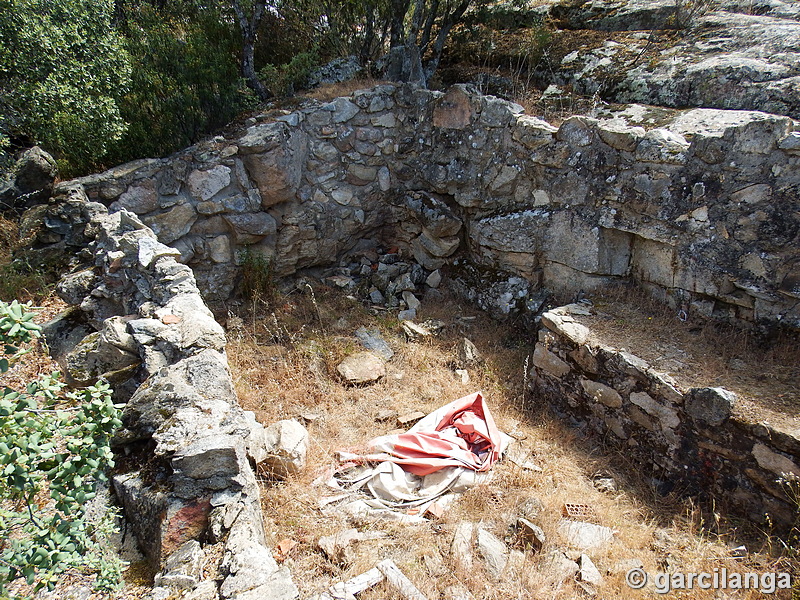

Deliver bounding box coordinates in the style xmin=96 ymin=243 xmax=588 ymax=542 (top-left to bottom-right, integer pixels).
xmin=39 ymin=183 xmax=302 ymax=600
xmin=531 ymin=303 xmax=800 ymax=531
xmin=62 ymin=83 xmax=800 ymax=330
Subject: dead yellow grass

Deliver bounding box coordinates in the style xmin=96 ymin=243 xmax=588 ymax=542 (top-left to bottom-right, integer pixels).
xmin=575 ymin=283 xmax=800 ymax=430
xmin=227 ymin=284 xmax=797 ymax=600
xmin=303 ymin=78 xmax=388 ymax=103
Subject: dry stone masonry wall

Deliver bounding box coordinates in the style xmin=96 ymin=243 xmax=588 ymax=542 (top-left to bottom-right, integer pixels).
xmin=38 ymin=183 xmax=303 ymax=600
xmin=66 ymin=83 xmax=800 ymax=331
xmin=530 ymin=303 xmax=800 ymax=531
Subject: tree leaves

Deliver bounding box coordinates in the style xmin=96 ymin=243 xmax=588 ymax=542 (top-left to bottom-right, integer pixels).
xmin=0 ymin=0 xmax=131 ymax=175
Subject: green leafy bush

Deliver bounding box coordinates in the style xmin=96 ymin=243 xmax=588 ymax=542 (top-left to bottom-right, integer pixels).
xmin=0 ymin=0 xmax=131 ymax=177
xmin=259 ymin=50 xmax=320 ymax=97
xmin=0 ymin=300 xmax=123 ymax=597
xmin=105 ymin=3 xmax=254 ymax=164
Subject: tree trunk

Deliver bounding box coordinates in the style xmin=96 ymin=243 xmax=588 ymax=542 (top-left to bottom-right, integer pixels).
xmin=230 ymin=0 xmax=272 ymax=102
xmin=241 ymin=37 xmax=271 ymax=101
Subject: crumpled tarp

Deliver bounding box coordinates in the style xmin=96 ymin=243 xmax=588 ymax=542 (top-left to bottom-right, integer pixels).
xmin=330 ymin=392 xmax=511 ymax=518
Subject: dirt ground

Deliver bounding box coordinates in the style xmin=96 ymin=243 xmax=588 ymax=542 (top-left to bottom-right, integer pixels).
xmin=569 ymin=284 xmax=800 ymax=433
xmin=226 ymin=281 xmax=799 ymax=600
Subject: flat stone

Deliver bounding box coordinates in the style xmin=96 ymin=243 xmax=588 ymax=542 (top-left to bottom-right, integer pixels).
xmin=532 ymin=343 xmax=570 ymax=378
xmin=138 ymin=235 xmax=182 ymax=268
xmin=250 ymin=419 xmax=309 ymax=478
xmin=457 ymin=337 xmax=481 ymax=367
xmin=597 ymin=121 xmax=645 ymax=152
xmin=515 ymin=518 xmax=546 ymax=552
xmin=397 ymin=411 xmax=426 ymax=427
xmin=635 ymin=128 xmax=689 ymax=164
xmin=416 ymin=230 xmax=460 ymax=257
xmin=114 ymin=183 xmax=158 ymax=213
xmin=579 ymin=554 xmax=603 ymax=586
xmin=476 ymin=528 xmax=511 ymax=580
xmin=398 ymin=308 xmax=417 ymax=321
xmin=541 ymin=551 xmax=579 ymax=584
xmin=752 ymin=443 xmax=800 ymax=477
xmin=156 ymin=540 xmax=205 ymax=590
xmin=354 ymin=327 xmax=394 ymax=360
xmin=686 ymin=387 xmax=736 ymax=426
xmin=402 ymin=291 xmax=421 ymax=311
xmin=378 ymin=166 xmax=391 ymax=191
xmin=187 ymin=165 xmax=231 ymax=201
xmin=558 ymin=519 xmax=614 ymax=551
xmin=223 ymin=212 xmax=277 ymax=244
xmin=778 ymin=131 xmax=800 ymax=153
xmin=183 ymin=580 xmax=218 ymax=600
xmin=144 ymin=203 xmax=198 ymax=244
xmin=541 ymin=311 xmax=591 ymax=345
xmin=368 ymin=289 xmax=386 ymax=304
xmin=425 ymin=270 xmax=442 ymax=288
xmin=451 ymin=521 xmax=475 ymax=570
xmin=172 ymin=434 xmax=244 ymax=481
xmin=337 ymin=351 xmax=386 ymax=384
xmin=580 ymin=379 xmax=622 ymax=409
xmin=629 ymin=391 xmax=680 ymax=430
xmin=331 ymin=98 xmax=360 ymax=123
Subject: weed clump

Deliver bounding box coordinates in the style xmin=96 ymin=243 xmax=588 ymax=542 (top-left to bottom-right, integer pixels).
xmin=239 ymin=247 xmax=276 ymax=307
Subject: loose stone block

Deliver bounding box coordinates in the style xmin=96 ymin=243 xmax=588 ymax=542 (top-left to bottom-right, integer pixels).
xmin=686 ymin=387 xmax=736 ymax=426
xmin=532 ymin=343 xmax=570 ymax=378
xmin=581 ymin=378 xmax=623 ymax=408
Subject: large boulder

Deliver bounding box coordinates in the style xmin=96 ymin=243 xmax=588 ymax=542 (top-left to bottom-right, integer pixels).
xmin=1 ymin=146 xmax=59 ymax=208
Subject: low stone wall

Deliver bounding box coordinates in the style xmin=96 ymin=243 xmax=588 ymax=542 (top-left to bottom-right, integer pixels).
xmin=530 ymin=303 xmax=800 ymax=531
xmin=40 ymin=183 xmax=303 ymax=600
xmin=56 ymin=83 xmax=800 ymax=331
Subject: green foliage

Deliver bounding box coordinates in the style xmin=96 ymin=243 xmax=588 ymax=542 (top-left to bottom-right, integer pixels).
xmin=0 ymin=0 xmax=131 ymax=176
xmin=259 ymin=50 xmax=320 ymax=97
xmin=239 ymin=247 xmax=275 ymax=305
xmin=106 ymin=2 xmax=255 ymax=164
xmin=0 ymin=300 xmax=123 ymax=598
xmin=0 ymin=260 xmax=57 ymax=306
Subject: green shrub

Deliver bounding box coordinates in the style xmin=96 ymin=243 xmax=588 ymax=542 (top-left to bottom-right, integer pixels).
xmin=0 ymin=0 xmax=131 ymax=177
xmin=0 ymin=300 xmax=123 ymax=597
xmin=105 ymin=3 xmax=254 ymax=164
xmin=259 ymin=50 xmax=320 ymax=97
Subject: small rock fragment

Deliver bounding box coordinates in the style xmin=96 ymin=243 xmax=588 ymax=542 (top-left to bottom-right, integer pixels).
xmin=515 ymin=518 xmax=546 ymax=552
xmin=426 ymin=270 xmax=442 ymax=288
xmin=457 ymin=337 xmax=481 ymax=367
xmin=354 ymin=327 xmax=394 ymax=360
xmin=397 ymin=411 xmax=426 ymax=427
xmin=579 ymin=554 xmax=603 ymax=585
xmin=558 ymin=519 xmax=614 ymax=551
xmin=337 ymin=351 xmax=386 ymax=384
xmin=451 ymin=522 xmax=475 ymax=570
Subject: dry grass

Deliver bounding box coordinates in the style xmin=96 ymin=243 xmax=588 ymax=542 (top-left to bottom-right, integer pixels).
xmin=227 ymin=283 xmax=797 ymax=600
xmin=575 ymin=283 xmax=800 ymax=430
xmin=303 ymin=78 xmax=388 ymax=103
